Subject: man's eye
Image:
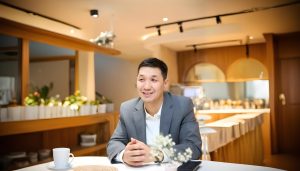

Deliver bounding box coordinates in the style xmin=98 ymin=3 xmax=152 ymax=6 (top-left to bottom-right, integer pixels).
xmin=151 ymin=79 xmax=157 ymax=82
xmin=138 ymin=78 xmax=144 ymax=81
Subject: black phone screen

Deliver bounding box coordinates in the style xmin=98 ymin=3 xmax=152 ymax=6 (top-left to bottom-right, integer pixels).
xmin=177 ymin=160 xmax=202 ymax=171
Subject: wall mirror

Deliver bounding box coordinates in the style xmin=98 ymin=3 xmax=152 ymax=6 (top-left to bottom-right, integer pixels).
xmin=0 ymin=33 xmax=76 ymax=105
xmin=29 ymin=41 xmax=75 ymax=100
xmin=0 ymin=34 xmax=20 ymax=105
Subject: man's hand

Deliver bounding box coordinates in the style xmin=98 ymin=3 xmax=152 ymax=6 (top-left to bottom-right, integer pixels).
xmin=122 ymin=138 xmax=154 ymax=166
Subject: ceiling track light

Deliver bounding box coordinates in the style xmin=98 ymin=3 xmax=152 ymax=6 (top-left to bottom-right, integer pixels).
xmin=245 ymin=35 xmax=250 ymax=58
xmin=187 ymin=39 xmax=242 ymax=51
xmin=178 ymin=22 xmax=183 ymax=33
xmin=145 ymin=1 xmax=300 ymax=35
xmin=156 ymin=26 xmax=161 ymax=36
xmin=216 ymin=16 xmax=222 ymax=24
xmin=193 ymin=45 xmax=197 ymax=53
xmin=90 ymin=9 xmax=99 ymax=18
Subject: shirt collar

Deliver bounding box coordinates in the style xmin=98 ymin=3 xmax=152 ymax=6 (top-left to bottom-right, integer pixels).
xmin=145 ymin=103 xmax=163 ymax=119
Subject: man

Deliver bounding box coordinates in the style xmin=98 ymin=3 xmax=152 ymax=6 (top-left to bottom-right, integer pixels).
xmin=107 ymin=57 xmax=202 ymax=166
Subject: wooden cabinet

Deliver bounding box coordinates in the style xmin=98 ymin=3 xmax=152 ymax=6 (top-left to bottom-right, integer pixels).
xmin=0 ymin=113 xmax=117 ymax=166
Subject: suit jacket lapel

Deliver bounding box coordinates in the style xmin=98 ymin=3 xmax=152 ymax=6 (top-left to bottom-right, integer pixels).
xmin=133 ymin=99 xmax=146 ymax=143
xmin=160 ymin=92 xmax=174 ymax=136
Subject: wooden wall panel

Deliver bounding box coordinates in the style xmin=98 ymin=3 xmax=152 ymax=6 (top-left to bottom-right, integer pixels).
xmin=277 ymin=32 xmax=300 ymax=59
xmin=177 ymin=43 xmax=267 ymax=82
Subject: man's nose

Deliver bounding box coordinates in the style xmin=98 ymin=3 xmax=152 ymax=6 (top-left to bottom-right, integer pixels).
xmin=144 ymin=81 xmax=151 ymax=89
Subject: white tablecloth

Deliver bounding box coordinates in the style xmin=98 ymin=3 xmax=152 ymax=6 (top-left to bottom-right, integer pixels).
xmin=200 ymin=113 xmax=264 ymax=152
xmin=16 ymin=156 xmax=284 ymax=171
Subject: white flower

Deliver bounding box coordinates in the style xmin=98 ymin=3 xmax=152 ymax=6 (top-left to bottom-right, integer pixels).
xmin=151 ymin=134 xmax=193 ymax=164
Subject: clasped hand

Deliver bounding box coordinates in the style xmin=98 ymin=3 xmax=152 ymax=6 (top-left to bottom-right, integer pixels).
xmin=122 ymin=138 xmax=154 ymax=166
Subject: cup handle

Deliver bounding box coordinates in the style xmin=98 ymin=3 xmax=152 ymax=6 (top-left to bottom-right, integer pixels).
xmin=68 ymin=153 xmax=74 ymax=164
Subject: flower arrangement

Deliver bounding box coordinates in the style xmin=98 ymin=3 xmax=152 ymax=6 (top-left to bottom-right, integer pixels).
xmin=24 ymin=83 xmax=54 ymax=106
xmin=89 ymin=99 xmax=100 ymax=106
xmin=63 ymin=90 xmax=87 ymax=111
xmin=151 ymin=134 xmax=193 ymax=164
xmin=24 ymin=91 xmax=40 ymax=106
xmin=47 ymin=95 xmax=62 ymax=106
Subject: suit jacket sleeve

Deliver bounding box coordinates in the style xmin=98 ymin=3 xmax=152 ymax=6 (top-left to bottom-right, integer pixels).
xmin=106 ymin=104 xmax=129 ymax=162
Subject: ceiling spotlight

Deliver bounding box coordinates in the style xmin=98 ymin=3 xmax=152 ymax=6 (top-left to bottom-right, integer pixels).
xmin=90 ymin=9 xmax=99 ymax=18
xmin=178 ymin=22 xmax=183 ymax=33
xmin=156 ymin=26 xmax=161 ymax=36
xmin=216 ymin=16 xmax=221 ymax=24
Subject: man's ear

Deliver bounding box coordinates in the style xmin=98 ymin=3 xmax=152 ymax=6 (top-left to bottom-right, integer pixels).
xmin=163 ymin=79 xmax=169 ymax=91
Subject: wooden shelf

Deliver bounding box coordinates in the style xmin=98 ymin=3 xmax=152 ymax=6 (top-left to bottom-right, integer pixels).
xmin=0 ymin=112 xmax=118 ymax=170
xmin=0 ymin=113 xmax=116 ymax=136
xmin=72 ymin=143 xmax=107 ymax=156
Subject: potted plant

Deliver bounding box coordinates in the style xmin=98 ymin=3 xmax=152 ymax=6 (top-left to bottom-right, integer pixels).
xmin=24 ymin=91 xmax=40 ymax=120
xmin=96 ymin=92 xmax=114 ymax=113
xmin=89 ymin=100 xmax=100 ymax=114
xmin=63 ymin=90 xmax=87 ymax=117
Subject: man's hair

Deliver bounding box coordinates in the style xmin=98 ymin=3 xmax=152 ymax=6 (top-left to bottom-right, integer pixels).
xmin=138 ymin=57 xmax=168 ymax=80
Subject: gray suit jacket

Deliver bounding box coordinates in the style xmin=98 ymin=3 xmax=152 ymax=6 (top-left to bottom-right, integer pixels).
xmin=107 ymin=92 xmax=202 ymax=162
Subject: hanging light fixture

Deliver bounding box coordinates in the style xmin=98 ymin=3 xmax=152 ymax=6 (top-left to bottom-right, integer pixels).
xmin=193 ymin=45 xmax=197 ymax=53
xmin=156 ymin=26 xmax=161 ymax=36
xmin=216 ymin=16 xmax=222 ymax=24
xmin=178 ymin=22 xmax=184 ymax=33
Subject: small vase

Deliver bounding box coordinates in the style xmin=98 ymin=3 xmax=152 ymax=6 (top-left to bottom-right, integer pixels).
xmin=90 ymin=105 xmax=97 ymax=114
xmin=24 ymin=106 xmax=38 ymax=120
xmin=97 ymin=104 xmax=106 ymax=113
xmin=80 ymin=104 xmax=90 ymax=115
xmin=7 ymin=106 xmax=22 ymax=121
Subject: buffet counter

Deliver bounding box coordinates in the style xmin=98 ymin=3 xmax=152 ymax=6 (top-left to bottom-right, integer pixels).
xmin=199 ymin=111 xmax=270 ymax=165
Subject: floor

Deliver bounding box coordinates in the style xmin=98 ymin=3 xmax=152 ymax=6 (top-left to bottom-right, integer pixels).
xmin=263 ymin=153 xmax=300 ymax=171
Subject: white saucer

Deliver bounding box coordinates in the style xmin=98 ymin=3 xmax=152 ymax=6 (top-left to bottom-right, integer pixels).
xmin=47 ymin=162 xmax=73 ymax=170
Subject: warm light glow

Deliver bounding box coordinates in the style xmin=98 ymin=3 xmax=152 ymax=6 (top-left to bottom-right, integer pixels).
xmin=141 ymin=32 xmax=157 ymax=40
xmin=249 ymin=36 xmax=254 ymax=39
xmin=162 ymin=17 xmax=168 ymax=22
xmin=70 ymin=29 xmax=75 ymax=34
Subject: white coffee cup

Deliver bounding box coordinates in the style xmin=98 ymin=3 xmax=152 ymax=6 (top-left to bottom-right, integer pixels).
xmin=52 ymin=148 xmax=74 ymax=169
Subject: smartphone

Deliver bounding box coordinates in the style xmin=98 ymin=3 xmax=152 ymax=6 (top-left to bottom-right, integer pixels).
xmin=177 ymin=160 xmax=202 ymax=171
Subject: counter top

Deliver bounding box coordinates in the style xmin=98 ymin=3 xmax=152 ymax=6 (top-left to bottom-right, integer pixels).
xmin=196 ymin=108 xmax=270 ymax=114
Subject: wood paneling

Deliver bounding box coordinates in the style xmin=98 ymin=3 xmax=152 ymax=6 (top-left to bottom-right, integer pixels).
xmin=177 ymin=43 xmax=267 ymax=82
xmin=264 ymin=33 xmax=278 ymax=154
xmin=20 ymin=39 xmax=29 ymax=105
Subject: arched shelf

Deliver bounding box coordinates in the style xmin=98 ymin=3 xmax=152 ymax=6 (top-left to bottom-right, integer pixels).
xmin=184 ymin=63 xmax=225 ymax=84
xmin=226 ymin=58 xmax=268 ymax=82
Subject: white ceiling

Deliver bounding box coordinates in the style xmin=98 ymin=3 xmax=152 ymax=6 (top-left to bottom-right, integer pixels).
xmin=0 ymin=0 xmax=300 ymax=60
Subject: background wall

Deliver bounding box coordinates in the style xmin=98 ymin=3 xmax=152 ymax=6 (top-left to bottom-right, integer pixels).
xmin=94 ymin=54 xmax=138 ymax=110
xmin=30 ymin=60 xmax=69 ymax=98
xmin=151 ymin=45 xmax=178 ymax=89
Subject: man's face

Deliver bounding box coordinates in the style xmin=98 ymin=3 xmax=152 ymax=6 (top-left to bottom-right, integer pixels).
xmin=136 ymin=67 xmax=167 ymax=104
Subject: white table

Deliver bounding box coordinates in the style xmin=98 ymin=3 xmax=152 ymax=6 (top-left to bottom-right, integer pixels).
xmin=16 ymin=156 xmax=284 ymax=171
